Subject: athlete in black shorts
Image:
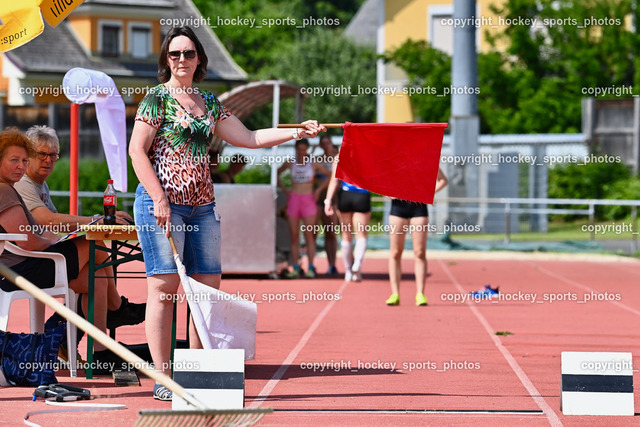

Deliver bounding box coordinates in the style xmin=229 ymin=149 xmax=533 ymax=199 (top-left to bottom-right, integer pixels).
xmin=386 ymin=168 xmax=448 ymax=306
xmin=325 ymin=167 xmax=371 ymax=282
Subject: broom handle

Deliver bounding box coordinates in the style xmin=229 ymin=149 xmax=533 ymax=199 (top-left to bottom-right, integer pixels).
xmin=277 ymin=124 xmax=343 ymax=129
xmin=167 ymin=235 xmax=211 ymax=353
xmin=168 ymin=235 xmax=179 ymax=254
xmin=0 ymin=261 xmax=206 ymax=410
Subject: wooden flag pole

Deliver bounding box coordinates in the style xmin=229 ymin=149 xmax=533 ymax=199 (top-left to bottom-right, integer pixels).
xmin=277 ymin=123 xmax=343 ymax=129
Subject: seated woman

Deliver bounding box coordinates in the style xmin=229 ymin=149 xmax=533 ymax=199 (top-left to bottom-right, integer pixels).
xmin=0 ymin=128 xmax=121 ymax=373
xmin=15 ymin=125 xmax=144 ymax=336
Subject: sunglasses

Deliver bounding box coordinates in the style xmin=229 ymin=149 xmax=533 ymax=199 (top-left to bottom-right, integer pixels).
xmin=168 ymin=49 xmax=197 ymax=60
xmin=36 ymin=151 xmax=60 ymax=161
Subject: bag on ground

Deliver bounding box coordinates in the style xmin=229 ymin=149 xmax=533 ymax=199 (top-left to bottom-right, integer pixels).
xmin=0 ymin=323 xmax=65 ymax=386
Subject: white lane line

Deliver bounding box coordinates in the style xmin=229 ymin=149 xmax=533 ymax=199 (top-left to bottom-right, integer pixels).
xmin=439 ymin=259 xmax=563 ymax=427
xmin=273 ymin=409 xmax=544 ymax=414
xmin=528 ymin=261 xmax=640 ymax=317
xmin=248 ymin=280 xmax=350 ymax=408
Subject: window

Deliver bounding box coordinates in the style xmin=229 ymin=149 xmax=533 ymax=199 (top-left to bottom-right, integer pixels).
xmin=131 ymin=27 xmax=150 ymax=59
xmin=102 ymin=25 xmax=120 ymax=57
xmin=384 ymin=62 xmax=408 ymax=83
xmin=427 ymin=5 xmax=480 ymax=56
xmin=428 ymin=5 xmax=454 ymax=56
xmin=431 ymin=14 xmax=454 ymax=55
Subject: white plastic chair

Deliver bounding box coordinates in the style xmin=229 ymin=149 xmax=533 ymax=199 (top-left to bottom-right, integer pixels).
xmin=0 ymin=241 xmax=78 ymax=377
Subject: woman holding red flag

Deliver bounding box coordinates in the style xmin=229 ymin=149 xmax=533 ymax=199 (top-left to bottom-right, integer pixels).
xmin=129 ymin=26 xmax=324 ymax=401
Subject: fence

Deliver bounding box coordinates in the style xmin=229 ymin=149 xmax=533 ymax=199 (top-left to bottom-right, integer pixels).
xmin=431 ymin=196 xmax=640 ymax=250
xmin=55 ymin=191 xmax=639 ymax=250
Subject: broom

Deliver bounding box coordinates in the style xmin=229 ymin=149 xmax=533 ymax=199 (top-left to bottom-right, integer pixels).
xmin=0 ymin=261 xmax=271 ymax=426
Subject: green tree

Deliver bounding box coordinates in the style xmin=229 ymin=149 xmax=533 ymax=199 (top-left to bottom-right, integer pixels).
xmin=193 ymin=0 xmax=297 ymax=75
xmin=488 ymin=0 xmax=638 ymax=88
xmin=193 ymin=0 xmax=363 ymax=75
xmin=384 ymin=40 xmax=566 ymax=133
xmin=385 ymin=40 xmax=451 ymax=124
xmin=548 ymin=160 xmax=631 ymax=220
xmin=385 ymin=0 xmax=640 ymax=134
xmin=47 ymin=158 xmax=140 ymax=215
xmin=487 ymin=0 xmax=640 ymax=132
xmin=254 ymin=28 xmax=376 ymax=126
xmin=604 ymin=177 xmax=640 ymax=219
xmin=191 ymin=1 xmax=374 ymax=128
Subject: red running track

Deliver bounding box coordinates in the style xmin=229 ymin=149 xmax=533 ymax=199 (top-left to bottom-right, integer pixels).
xmin=1 ymin=251 xmax=639 ymax=426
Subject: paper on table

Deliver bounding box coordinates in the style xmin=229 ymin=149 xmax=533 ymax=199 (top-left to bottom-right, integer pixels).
xmin=55 ymin=216 xmax=103 ymax=244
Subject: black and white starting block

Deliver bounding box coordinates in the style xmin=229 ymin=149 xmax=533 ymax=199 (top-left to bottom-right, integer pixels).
xmin=172 ymin=349 xmax=245 ymax=410
xmin=561 ymin=351 xmax=634 ymax=415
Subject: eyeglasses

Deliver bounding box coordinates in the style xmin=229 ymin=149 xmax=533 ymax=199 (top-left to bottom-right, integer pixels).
xmin=168 ymin=50 xmax=197 ymax=60
xmin=36 ymin=151 xmax=60 ymax=161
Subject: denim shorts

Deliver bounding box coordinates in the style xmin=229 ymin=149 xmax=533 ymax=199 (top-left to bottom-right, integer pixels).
xmin=134 ymin=184 xmax=222 ymax=276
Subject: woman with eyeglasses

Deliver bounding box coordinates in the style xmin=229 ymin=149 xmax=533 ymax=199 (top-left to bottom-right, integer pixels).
xmin=0 ymin=128 xmax=122 ymax=373
xmin=129 ymin=26 xmax=325 ymax=401
xmin=15 ymin=125 xmax=133 ymax=227
xmin=13 ymin=125 xmax=145 ymax=362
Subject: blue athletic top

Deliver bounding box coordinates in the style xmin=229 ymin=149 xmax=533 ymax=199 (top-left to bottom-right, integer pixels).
xmin=341 ymin=181 xmax=369 ymax=193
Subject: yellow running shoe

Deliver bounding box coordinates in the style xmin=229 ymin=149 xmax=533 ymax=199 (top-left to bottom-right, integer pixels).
xmin=285 ymin=266 xmax=301 ymax=279
xmin=304 ymin=265 xmax=317 ymax=279
xmin=416 ymin=293 xmax=428 ymax=306
xmin=385 ymin=294 xmax=400 ymax=306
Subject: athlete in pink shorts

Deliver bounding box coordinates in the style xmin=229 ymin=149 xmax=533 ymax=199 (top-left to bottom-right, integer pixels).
xmin=278 ymin=139 xmax=331 ymax=278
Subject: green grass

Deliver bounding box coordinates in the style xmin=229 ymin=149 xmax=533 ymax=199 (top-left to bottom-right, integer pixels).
xmin=456 ymin=218 xmax=639 ymax=242
xmin=363 ymin=218 xmax=638 ymax=241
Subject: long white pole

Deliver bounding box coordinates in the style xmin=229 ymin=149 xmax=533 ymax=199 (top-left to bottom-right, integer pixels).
xmin=0 ymin=261 xmax=206 ymax=410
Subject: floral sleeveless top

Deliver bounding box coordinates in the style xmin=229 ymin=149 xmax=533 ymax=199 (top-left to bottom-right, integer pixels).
xmin=135 ymin=84 xmax=231 ymax=205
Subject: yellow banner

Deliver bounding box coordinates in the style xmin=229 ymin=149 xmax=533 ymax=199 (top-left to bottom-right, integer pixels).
xmin=40 ymin=0 xmax=84 ymax=27
xmin=0 ymin=1 xmax=44 ymax=52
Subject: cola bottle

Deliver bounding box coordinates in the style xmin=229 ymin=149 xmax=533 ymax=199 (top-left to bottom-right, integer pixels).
xmin=103 ymin=179 xmax=117 ymax=225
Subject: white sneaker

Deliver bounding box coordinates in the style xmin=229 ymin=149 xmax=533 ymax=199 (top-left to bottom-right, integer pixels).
xmin=351 ymin=269 xmax=362 ymax=282
xmin=344 ymin=270 xmax=353 ymax=282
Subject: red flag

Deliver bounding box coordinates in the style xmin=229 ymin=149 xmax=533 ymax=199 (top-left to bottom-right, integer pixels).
xmin=335 ymin=122 xmax=447 ymax=204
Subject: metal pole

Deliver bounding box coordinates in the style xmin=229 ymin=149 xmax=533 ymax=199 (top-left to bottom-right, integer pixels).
xmin=505 ymin=201 xmax=511 ymax=244
xmin=270 ymin=81 xmax=281 ymax=190
xmin=632 ymin=206 xmax=638 ymax=253
xmin=86 ymin=239 xmax=95 ymax=378
xmin=589 ymin=202 xmax=595 ymax=241
xmin=70 ymin=103 xmax=79 ymax=215
xmin=450 ymin=0 xmax=479 ymax=225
